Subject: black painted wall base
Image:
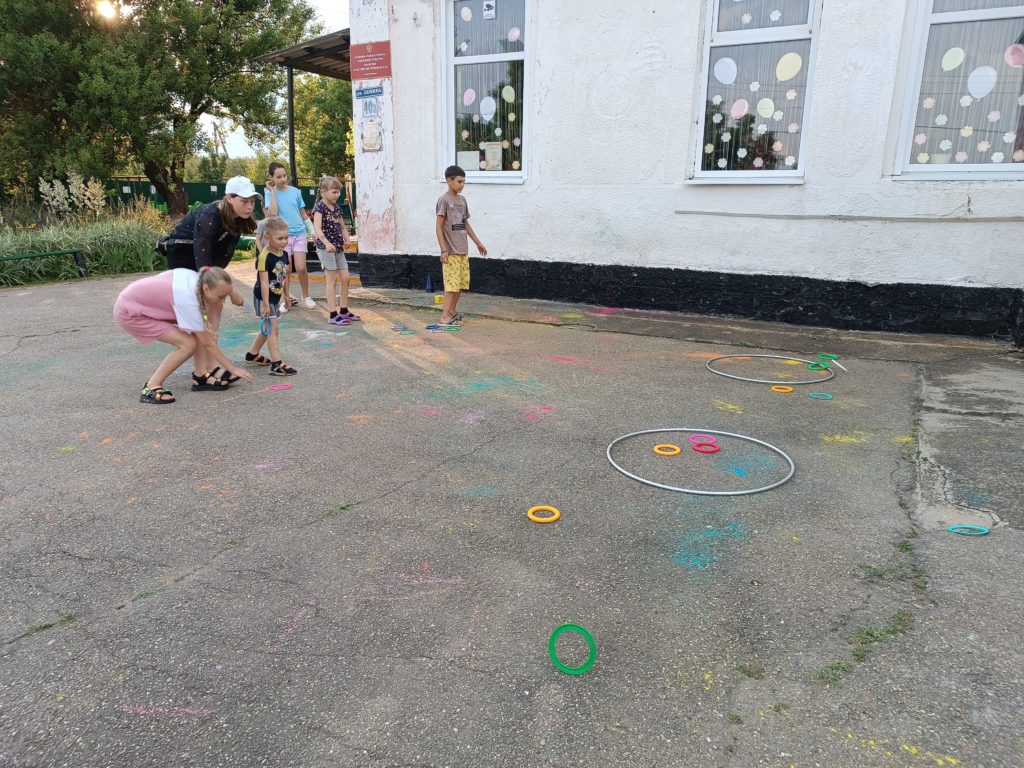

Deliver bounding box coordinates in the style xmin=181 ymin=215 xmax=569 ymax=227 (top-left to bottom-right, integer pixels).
xmin=359 ymin=253 xmax=1023 ymax=342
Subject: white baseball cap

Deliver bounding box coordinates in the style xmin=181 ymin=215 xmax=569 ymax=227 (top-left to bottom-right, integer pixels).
xmin=224 ymin=176 xmax=260 ymax=199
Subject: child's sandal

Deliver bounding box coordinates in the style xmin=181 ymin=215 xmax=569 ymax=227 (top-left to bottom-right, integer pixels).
xmin=191 ymin=371 xmax=231 ymax=391
xmin=269 ymin=362 xmax=298 ymax=376
xmin=140 ymin=385 xmax=175 ymax=404
xmin=209 ymin=366 xmax=242 ymax=384
xmin=245 ymin=353 xmax=272 ymax=366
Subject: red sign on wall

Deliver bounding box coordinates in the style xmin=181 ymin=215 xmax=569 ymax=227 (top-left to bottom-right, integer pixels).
xmin=350 ymin=41 xmax=393 ymax=80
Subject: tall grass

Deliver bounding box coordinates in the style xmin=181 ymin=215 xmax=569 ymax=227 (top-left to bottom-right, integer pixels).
xmin=0 ymin=220 xmax=164 ymax=287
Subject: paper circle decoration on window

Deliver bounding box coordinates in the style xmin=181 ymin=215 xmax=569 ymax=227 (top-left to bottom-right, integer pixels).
xmin=753 ymin=157 xmax=765 ymax=168
xmin=773 ymin=111 xmax=783 ymax=121
xmin=770 ymin=9 xmax=782 ymax=21
xmin=459 ymin=42 xmax=469 ymax=53
xmin=757 ymin=98 xmax=775 ymax=118
xmin=960 ymin=125 xmax=973 ymax=138
xmin=512 ymin=160 xmax=520 ymax=170
xmin=741 ymin=13 xmax=752 ymax=24
xmin=941 ymin=47 xmax=965 ymax=71
xmin=495 ymin=127 xmax=502 ymax=136
xmin=955 ymin=151 xmax=968 ymax=163
xmin=704 ymin=143 xmax=714 ymax=154
xmin=939 ymin=139 xmax=952 ymax=151
xmin=977 ymin=140 xmax=991 ymax=152
xmin=737 ymin=148 xmax=747 ymax=158
xmin=756 ymin=123 xmax=768 ymax=135
xmin=992 ymin=152 xmax=1005 ymax=163
xmin=967 ymin=67 xmax=997 ymax=99
xmin=461 ymin=130 xmax=470 ymax=139
xmin=959 ymin=95 xmax=973 ymax=107
xmin=788 ymin=123 xmax=799 ymax=133
xmin=1004 ymin=131 xmax=1017 ymax=144
xmin=463 ymin=88 xmax=476 ymax=106
xmin=513 ymin=137 xmax=521 ymax=147
xmin=501 ymin=86 xmax=516 ymax=103
xmin=508 ymin=27 xmax=521 ymax=42
xmin=776 ymin=52 xmax=803 ymax=82
xmin=472 ymin=114 xmax=481 ymax=123
xmin=772 ymin=140 xmax=783 ymax=152
xmin=916 ymin=153 xmax=930 ymax=164
xmin=1015 ymin=149 xmax=1024 ymax=161
xmin=502 ymin=140 xmax=510 ymax=149
xmin=714 ymin=57 xmax=738 ymax=85
xmin=786 ymin=89 xmax=797 ymax=101
xmin=508 ymin=112 xmax=516 ymax=122
xmin=721 ymin=132 xmax=732 ymax=143
xmin=479 ymin=96 xmax=497 ymax=121
xmin=921 ymin=97 xmax=935 ymax=109
xmin=988 ymin=110 xmax=1001 ymax=122
xmin=479 ymin=161 xmax=487 ymax=169
xmin=712 ymin=113 xmax=723 ymax=124
xmin=749 ymin=81 xmax=760 ymax=92
xmin=717 ymin=158 xmax=728 ymax=169
xmin=935 ymin=114 xmax=947 ymax=126
xmin=914 ymin=133 xmax=927 ymax=146
xmin=461 ymin=6 xmax=473 ymax=21
xmin=711 ymin=94 xmax=723 ymax=105
xmin=784 ymin=155 xmax=796 ymax=167
xmin=730 ymin=99 xmax=749 ymax=119
xmin=1005 ymin=44 xmax=1024 ymax=68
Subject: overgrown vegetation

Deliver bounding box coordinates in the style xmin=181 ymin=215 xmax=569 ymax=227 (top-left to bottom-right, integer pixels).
xmin=817 ymin=660 xmax=853 ymax=686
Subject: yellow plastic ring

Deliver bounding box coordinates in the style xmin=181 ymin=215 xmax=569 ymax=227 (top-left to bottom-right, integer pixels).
xmin=527 ymin=505 xmax=561 ymax=524
xmin=653 ymin=444 xmax=682 ymax=456
xmin=771 ymin=385 xmax=795 ymax=393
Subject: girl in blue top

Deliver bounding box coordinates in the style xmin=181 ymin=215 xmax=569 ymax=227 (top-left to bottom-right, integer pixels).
xmin=264 ymin=162 xmax=315 ymax=310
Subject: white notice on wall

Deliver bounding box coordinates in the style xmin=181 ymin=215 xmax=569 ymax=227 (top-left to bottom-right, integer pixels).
xmin=481 ymin=142 xmax=503 ymax=170
xmin=362 ymin=118 xmax=382 ymax=152
xmin=483 ymin=1 xmax=496 ymax=20
xmin=457 ymin=150 xmax=480 ymax=170
xmin=122 ymin=186 xmax=130 ymax=193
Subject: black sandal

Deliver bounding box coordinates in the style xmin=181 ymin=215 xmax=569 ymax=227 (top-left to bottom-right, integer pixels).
xmin=210 ymin=366 xmax=242 ymax=384
xmin=140 ymin=385 xmax=175 ymax=404
xmin=245 ymin=353 xmax=272 ymax=366
xmin=191 ymin=371 xmax=231 ymax=391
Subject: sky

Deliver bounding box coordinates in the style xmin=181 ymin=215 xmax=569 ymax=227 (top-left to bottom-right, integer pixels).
xmin=215 ymin=0 xmax=351 ymax=157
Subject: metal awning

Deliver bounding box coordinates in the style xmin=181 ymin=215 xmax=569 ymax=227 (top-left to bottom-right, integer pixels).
xmin=256 ymin=29 xmax=351 ymax=185
xmin=256 ymin=29 xmax=351 ymax=80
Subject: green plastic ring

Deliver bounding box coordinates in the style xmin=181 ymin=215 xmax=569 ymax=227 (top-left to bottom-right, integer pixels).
xmin=808 ymin=392 xmax=834 ymax=400
xmin=398 ymin=330 xmax=415 ymax=335
xmin=817 ymin=353 xmax=839 ymax=361
xmin=548 ymin=623 xmax=598 ymax=676
xmin=444 ymin=325 xmax=462 ymax=332
xmin=807 ymin=362 xmax=830 ymax=371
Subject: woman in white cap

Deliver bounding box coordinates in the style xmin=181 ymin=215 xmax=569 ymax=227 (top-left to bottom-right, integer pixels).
xmin=157 ymin=176 xmax=260 ymax=390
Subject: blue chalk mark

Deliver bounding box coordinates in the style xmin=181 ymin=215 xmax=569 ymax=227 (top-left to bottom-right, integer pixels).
xmin=731 ymin=466 xmax=749 ymax=477
xmin=671 ymin=522 xmax=749 ymax=571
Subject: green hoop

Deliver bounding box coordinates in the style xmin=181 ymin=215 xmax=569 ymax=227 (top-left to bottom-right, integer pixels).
xmin=548 ymin=623 xmax=598 ymax=675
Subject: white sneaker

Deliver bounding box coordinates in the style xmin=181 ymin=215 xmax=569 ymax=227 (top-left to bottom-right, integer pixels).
xmin=280 ymin=303 xmax=288 ymax=314
xmin=303 ymin=296 xmax=316 ymax=309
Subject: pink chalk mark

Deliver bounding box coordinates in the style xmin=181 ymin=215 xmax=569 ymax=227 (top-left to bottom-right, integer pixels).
xmin=241 ymin=600 xmax=316 ymax=675
xmin=594 ymin=307 xmax=620 ymax=315
xmin=417 ymin=407 xmax=441 ymax=417
xmin=551 ymin=355 xmax=577 ymax=363
xmin=121 ymin=705 xmax=214 ymax=716
xmin=462 ymin=410 xmax=486 ymax=426
xmin=522 ymin=405 xmax=555 ymax=422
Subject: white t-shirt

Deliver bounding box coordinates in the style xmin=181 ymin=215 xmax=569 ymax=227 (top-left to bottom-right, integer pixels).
xmin=170 ymin=268 xmax=206 ymax=332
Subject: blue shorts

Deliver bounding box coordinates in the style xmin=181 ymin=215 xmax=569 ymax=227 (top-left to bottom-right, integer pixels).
xmin=253 ymin=297 xmax=281 ymax=318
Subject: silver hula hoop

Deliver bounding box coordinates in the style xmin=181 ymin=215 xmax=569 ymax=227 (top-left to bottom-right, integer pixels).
xmin=706 ymin=354 xmax=835 ymax=385
xmin=606 ymin=428 xmax=796 ymax=496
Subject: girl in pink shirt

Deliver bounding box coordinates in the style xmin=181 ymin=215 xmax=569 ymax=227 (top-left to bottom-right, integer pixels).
xmin=113 ymin=266 xmax=253 ymax=403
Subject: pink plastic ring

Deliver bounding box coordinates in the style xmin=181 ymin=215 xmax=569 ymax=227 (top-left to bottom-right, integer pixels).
xmin=692 ymin=443 xmax=721 ymax=454
xmin=269 ymin=383 xmax=293 ymax=391
xmin=688 ymin=434 xmax=718 ymax=445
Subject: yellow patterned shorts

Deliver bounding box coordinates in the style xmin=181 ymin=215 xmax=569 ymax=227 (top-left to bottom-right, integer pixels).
xmin=442 ymin=253 xmax=470 ymax=292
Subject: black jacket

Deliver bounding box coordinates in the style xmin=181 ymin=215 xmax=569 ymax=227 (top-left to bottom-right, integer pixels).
xmin=164 ymin=202 xmax=240 ymax=270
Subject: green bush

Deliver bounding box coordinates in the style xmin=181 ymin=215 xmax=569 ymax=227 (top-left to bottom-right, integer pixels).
xmin=0 ymin=220 xmax=163 ymax=286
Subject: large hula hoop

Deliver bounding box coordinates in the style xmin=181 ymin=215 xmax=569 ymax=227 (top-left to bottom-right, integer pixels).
xmin=607 ymin=428 xmax=796 ymax=496
xmin=706 ymin=354 xmax=836 ymax=385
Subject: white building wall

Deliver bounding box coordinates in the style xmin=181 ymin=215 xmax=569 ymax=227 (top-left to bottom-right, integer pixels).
xmin=381 ymin=0 xmax=1023 ymax=289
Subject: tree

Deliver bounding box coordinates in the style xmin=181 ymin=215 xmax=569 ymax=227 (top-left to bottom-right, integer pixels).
xmin=0 ymin=0 xmax=319 ymax=214
xmin=294 ymin=74 xmax=354 ymax=180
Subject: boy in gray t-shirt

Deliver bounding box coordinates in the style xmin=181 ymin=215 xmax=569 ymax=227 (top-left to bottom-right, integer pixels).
xmin=434 ymin=165 xmax=487 ymax=327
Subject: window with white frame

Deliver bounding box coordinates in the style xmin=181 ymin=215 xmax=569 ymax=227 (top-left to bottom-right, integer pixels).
xmin=899 ymin=1 xmax=1024 ymax=175
xmin=446 ymin=0 xmax=526 ymax=179
xmin=695 ymin=0 xmax=819 ymax=179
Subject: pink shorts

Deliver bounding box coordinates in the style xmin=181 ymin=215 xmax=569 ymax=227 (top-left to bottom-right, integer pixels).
xmin=114 ymin=296 xmax=175 ymax=344
xmin=287 ymin=235 xmax=308 ymax=261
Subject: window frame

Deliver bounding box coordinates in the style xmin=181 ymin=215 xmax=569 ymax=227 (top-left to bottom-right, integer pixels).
xmin=442 ymin=0 xmax=531 ymax=185
xmin=690 ymin=0 xmax=823 ymax=184
xmin=894 ymin=1 xmax=1024 ymax=180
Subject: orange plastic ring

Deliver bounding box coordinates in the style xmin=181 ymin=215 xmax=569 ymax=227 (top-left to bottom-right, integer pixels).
xmin=771 ymin=385 xmax=795 ymax=393
xmin=653 ymin=444 xmax=682 ymax=456
xmin=527 ymin=505 xmax=561 ymax=524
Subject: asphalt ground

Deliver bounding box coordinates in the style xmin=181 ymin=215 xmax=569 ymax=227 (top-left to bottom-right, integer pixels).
xmin=1 ymin=268 xmax=1021 ymax=768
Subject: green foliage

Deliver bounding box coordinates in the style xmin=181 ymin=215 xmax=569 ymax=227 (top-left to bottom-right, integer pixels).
xmin=0 ymin=219 xmax=163 ymax=286
xmin=294 ymin=74 xmax=354 ymax=179
xmin=0 ymin=0 xmax=319 ymax=212
xmin=817 ymin=660 xmax=853 ymax=686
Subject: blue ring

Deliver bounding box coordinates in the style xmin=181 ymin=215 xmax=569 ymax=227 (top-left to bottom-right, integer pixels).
xmin=260 ymin=317 xmax=271 ymax=336
xmin=947 ymin=525 xmax=989 ymax=536
xmin=808 ymin=392 xmax=833 ymax=400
